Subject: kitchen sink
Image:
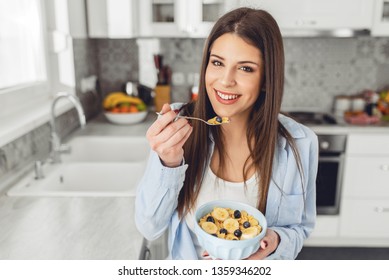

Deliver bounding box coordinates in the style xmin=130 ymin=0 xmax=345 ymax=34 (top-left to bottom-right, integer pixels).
xmin=62 ymin=136 xmax=150 ymax=162
xmin=7 ymin=136 xmax=150 ymax=197
xmin=7 ymin=161 xmax=146 ymax=197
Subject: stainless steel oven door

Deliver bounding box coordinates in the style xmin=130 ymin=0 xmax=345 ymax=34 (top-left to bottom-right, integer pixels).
xmin=316 ymin=153 xmax=344 ymax=215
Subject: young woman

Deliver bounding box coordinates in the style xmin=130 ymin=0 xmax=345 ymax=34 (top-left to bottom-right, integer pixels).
xmin=135 ymin=7 xmax=318 ymax=260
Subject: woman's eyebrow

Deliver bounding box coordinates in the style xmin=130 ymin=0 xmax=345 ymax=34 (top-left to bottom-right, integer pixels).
xmin=210 ymin=54 xmax=225 ymax=60
xmin=210 ymin=54 xmax=259 ymax=66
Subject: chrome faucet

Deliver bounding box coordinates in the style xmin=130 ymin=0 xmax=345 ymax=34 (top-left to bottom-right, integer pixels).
xmin=50 ymin=92 xmax=86 ymax=163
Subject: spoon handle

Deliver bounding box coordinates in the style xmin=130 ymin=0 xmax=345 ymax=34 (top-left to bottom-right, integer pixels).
xmin=155 ymin=112 xmax=222 ymax=126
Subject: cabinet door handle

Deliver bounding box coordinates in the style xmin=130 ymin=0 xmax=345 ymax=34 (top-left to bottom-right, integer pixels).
xmin=374 ymin=207 xmax=389 ymax=213
xmin=380 ymin=164 xmax=389 ymax=171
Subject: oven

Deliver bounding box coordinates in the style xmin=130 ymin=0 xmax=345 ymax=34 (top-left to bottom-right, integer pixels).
xmin=316 ymin=134 xmax=347 ymax=215
xmin=285 ymin=111 xmax=347 ymax=215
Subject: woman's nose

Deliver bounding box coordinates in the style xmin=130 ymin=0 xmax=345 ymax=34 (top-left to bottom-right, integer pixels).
xmin=220 ymin=68 xmax=236 ymax=87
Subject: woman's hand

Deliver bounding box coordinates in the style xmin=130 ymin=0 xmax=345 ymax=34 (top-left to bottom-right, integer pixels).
xmin=245 ymin=229 xmax=280 ymax=260
xmin=146 ymin=104 xmax=193 ymax=167
xmin=201 ymin=229 xmax=280 ymax=260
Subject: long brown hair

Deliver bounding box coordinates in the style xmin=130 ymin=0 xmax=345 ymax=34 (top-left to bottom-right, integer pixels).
xmin=178 ymin=8 xmax=302 ymax=217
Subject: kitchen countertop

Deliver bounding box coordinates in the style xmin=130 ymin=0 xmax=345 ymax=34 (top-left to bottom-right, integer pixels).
xmin=0 ymin=111 xmax=388 ymax=259
xmin=0 ymin=113 xmax=157 ymax=260
xmin=0 ymin=196 xmax=142 ymax=259
xmin=308 ymin=123 xmax=389 ymax=135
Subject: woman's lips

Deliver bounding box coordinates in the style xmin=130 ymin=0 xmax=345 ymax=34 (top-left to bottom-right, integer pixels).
xmin=214 ymin=89 xmax=241 ymax=105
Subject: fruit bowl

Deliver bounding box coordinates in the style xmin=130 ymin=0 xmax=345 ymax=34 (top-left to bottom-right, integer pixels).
xmin=104 ymin=111 xmax=148 ymax=125
xmin=194 ymin=200 xmax=267 ymax=260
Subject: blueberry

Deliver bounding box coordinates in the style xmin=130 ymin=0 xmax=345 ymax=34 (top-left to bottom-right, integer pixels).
xmin=215 ymin=116 xmax=222 ymax=123
xmin=233 ymin=210 xmax=241 ymax=219
xmin=211 ymin=233 xmax=217 ymax=237
xmin=219 ymin=228 xmax=228 ymax=234
xmin=243 ymin=221 xmax=251 ymax=228
xmin=206 ymin=216 xmax=215 ymax=223
xmin=234 ymin=229 xmax=242 ymax=238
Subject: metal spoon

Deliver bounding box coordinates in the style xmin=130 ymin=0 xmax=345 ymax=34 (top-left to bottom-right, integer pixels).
xmin=155 ymin=112 xmax=229 ymax=126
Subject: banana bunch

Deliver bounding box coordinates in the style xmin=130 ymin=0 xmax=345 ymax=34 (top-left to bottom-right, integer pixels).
xmin=103 ymin=92 xmax=145 ymax=111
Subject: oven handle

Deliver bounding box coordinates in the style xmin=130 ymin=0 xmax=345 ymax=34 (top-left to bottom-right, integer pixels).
xmin=319 ymin=155 xmax=343 ymax=162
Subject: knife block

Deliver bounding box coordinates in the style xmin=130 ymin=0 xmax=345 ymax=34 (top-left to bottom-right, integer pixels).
xmin=154 ymin=85 xmax=171 ymax=112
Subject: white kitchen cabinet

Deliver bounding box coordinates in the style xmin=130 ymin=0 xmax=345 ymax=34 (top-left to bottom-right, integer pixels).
xmin=339 ymin=199 xmax=389 ymax=238
xmin=239 ymin=0 xmax=374 ymax=36
xmin=86 ymin=0 xmax=138 ymax=38
xmin=339 ymin=134 xmax=389 ymax=239
xmin=138 ymin=0 xmax=237 ymax=38
xmin=67 ymin=0 xmax=88 ymax=38
xmin=372 ymin=0 xmax=389 ymax=36
xmin=342 ymin=156 xmax=389 ymax=199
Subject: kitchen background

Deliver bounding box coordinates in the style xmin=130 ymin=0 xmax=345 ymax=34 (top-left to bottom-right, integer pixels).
xmin=1 ymin=0 xmax=389 ymax=261
xmin=1 ymin=36 xmax=388 ymax=182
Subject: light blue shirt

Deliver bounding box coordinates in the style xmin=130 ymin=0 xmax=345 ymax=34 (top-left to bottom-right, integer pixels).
xmin=135 ymin=113 xmax=318 ymax=260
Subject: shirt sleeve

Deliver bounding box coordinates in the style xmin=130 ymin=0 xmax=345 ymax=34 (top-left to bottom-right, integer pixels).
xmin=135 ymin=151 xmax=188 ymax=241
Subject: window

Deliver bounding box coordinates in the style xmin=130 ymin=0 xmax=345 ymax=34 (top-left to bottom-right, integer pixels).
xmin=0 ymin=0 xmax=47 ymax=90
xmin=0 ymin=0 xmax=77 ymax=147
xmin=0 ymin=0 xmax=51 ymax=122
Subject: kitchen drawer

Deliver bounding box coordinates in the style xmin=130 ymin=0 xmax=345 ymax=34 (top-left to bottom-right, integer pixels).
xmin=339 ymin=199 xmax=389 ymax=238
xmin=347 ymin=134 xmax=389 ymax=155
xmin=342 ymin=156 xmax=389 ymax=198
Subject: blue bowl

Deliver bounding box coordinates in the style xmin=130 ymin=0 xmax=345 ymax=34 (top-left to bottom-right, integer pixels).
xmin=194 ymin=200 xmax=267 ymax=260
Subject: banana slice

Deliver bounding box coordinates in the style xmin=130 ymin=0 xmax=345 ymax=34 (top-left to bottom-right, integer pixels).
xmin=211 ymin=207 xmax=229 ymax=221
xmin=249 ymin=217 xmax=259 ymax=226
xmin=223 ymin=218 xmax=239 ymax=234
xmin=226 ymin=233 xmax=239 ymax=240
xmin=201 ymin=222 xmax=218 ymax=235
xmin=240 ymin=227 xmax=259 ymax=240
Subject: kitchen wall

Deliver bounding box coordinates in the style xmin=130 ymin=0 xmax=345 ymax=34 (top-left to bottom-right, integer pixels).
xmin=1 ymin=36 xmax=389 ymax=187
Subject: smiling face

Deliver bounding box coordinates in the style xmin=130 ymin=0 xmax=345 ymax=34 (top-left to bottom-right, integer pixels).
xmin=205 ymin=33 xmax=264 ymax=122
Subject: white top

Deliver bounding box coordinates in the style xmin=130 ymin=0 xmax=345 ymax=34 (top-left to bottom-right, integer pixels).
xmin=185 ymin=166 xmax=259 ymax=258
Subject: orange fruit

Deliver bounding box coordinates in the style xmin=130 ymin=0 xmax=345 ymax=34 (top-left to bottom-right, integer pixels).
xmin=128 ymin=105 xmax=139 ymax=113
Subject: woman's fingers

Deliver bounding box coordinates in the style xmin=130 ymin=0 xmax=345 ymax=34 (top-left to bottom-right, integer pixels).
xmin=157 ymin=118 xmax=190 ymax=143
xmin=174 ymin=124 xmax=193 ymax=148
xmin=260 ymin=239 xmax=268 ymax=249
xmin=160 ymin=103 xmax=171 ymax=114
xmin=152 ymin=122 xmax=192 ymax=156
xmin=148 ymin=118 xmax=190 ymax=149
xmin=147 ymin=109 xmax=177 ymax=138
xmin=145 ymin=104 xmax=193 ymax=167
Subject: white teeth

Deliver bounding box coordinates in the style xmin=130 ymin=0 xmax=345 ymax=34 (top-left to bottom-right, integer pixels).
xmin=217 ymin=91 xmax=238 ymax=100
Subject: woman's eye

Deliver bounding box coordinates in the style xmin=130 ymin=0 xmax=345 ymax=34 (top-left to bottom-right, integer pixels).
xmin=211 ymin=60 xmax=222 ymax=67
xmin=239 ymin=66 xmax=253 ymax=72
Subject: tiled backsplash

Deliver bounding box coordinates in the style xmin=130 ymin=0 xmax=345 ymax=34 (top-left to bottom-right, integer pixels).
xmin=1 ymin=36 xmax=389 ymax=187
xmin=282 ymin=37 xmax=389 ymax=111
xmin=0 ymin=109 xmax=89 ymax=181
xmin=84 ymin=37 xmax=389 ymax=111
xmin=157 ymin=37 xmax=389 ymax=111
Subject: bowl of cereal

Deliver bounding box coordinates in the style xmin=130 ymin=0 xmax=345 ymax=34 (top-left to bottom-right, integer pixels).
xmin=194 ymin=200 xmax=267 ymax=260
